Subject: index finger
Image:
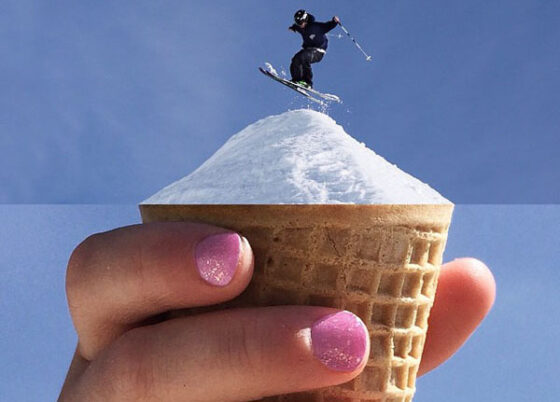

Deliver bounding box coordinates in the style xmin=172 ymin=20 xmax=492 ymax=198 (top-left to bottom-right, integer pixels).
xmin=66 ymin=222 xmax=254 ymax=360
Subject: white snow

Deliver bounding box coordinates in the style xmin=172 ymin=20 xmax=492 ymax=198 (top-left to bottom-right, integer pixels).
xmin=264 ymin=62 xmax=278 ymax=76
xmin=143 ymin=109 xmax=450 ymax=204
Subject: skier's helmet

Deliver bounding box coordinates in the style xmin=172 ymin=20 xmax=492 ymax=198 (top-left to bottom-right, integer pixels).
xmin=294 ymin=9 xmax=309 ymax=25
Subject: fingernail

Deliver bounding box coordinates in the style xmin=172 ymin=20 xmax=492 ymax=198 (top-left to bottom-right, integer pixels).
xmin=311 ymin=311 xmax=368 ymax=372
xmin=195 ymin=233 xmax=241 ymax=287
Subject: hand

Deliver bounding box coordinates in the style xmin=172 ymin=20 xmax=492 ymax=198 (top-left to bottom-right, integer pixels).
xmin=333 ymin=16 xmax=340 ymax=24
xmin=59 ymin=222 xmax=495 ymax=401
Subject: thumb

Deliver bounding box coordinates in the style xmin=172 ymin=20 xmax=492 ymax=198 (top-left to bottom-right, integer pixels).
xmin=70 ymin=307 xmax=370 ymax=401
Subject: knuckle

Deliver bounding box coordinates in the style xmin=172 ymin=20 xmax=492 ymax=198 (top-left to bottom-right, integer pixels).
xmin=97 ymin=328 xmax=156 ymax=400
xmin=220 ymin=313 xmax=267 ymax=375
xmin=66 ymin=233 xmax=106 ymax=301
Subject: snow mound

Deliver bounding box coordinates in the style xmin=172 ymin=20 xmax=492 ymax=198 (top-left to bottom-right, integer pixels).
xmin=143 ymin=109 xmax=450 ymax=204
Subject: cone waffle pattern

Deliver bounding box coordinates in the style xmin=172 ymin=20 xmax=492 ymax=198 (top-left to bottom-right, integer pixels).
xmin=140 ymin=205 xmax=452 ymax=402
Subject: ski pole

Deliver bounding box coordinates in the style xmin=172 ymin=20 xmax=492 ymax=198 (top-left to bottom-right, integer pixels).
xmin=338 ymin=22 xmax=372 ymax=62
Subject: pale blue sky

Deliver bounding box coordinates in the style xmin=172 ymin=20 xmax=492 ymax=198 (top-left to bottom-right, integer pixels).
xmin=1 ymin=1 xmax=559 ymax=203
xmin=1 ymin=205 xmax=558 ymax=401
xmin=1 ymin=2 xmax=558 ymax=400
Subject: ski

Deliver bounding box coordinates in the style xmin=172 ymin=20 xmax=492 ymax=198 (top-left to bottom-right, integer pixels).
xmin=259 ymin=67 xmax=324 ymax=104
xmin=259 ymin=67 xmax=342 ymax=104
xmin=294 ymin=81 xmax=342 ymax=103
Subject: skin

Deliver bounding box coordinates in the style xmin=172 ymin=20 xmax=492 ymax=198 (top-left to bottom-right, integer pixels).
xmin=59 ymin=222 xmax=495 ymax=402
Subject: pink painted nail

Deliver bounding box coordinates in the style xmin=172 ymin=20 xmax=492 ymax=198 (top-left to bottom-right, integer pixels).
xmin=195 ymin=233 xmax=241 ymax=287
xmin=311 ymin=311 xmax=369 ymax=372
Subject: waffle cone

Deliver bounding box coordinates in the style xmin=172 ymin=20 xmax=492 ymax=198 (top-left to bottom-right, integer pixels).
xmin=140 ymin=204 xmax=453 ymax=402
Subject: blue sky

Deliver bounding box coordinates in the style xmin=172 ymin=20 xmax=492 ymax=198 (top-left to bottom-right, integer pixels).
xmin=1 ymin=3 xmax=558 ymax=400
xmin=1 ymin=205 xmax=559 ymax=401
xmin=1 ymin=1 xmax=559 ymax=203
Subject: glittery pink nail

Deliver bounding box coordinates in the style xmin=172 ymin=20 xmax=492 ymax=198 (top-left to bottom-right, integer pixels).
xmin=311 ymin=311 xmax=368 ymax=372
xmin=195 ymin=233 xmax=241 ymax=287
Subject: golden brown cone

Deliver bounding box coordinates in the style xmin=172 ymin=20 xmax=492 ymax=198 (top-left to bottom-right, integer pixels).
xmin=140 ymin=204 xmax=453 ymax=401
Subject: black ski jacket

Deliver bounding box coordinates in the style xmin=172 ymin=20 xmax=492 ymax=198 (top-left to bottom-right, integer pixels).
xmin=289 ymin=14 xmax=338 ymax=51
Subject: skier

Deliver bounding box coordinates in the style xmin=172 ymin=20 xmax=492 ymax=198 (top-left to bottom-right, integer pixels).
xmin=289 ymin=10 xmax=340 ymax=89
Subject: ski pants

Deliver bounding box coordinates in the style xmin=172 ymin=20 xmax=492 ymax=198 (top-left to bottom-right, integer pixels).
xmin=290 ymin=48 xmax=325 ymax=87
